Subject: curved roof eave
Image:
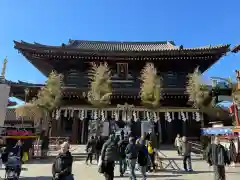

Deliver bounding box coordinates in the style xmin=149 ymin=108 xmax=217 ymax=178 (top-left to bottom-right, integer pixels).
xmin=13 ymin=40 xmax=230 ymax=53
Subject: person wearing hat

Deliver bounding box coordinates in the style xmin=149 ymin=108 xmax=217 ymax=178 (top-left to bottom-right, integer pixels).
xmin=52 ymin=142 xmax=73 ymax=180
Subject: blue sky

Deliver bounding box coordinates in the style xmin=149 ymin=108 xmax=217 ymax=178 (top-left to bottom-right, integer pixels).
xmin=1 ymin=0 xmax=239 ymax=104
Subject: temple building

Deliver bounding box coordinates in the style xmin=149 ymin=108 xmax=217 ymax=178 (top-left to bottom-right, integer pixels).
xmin=9 ymin=40 xmax=230 ymax=144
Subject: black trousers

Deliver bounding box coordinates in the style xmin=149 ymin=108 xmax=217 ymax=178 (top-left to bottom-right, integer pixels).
xmin=86 ymin=153 xmax=93 ymax=163
xmin=104 ymin=161 xmax=115 ymax=180
xmin=96 ymin=150 xmax=101 ymax=162
xmin=213 ymin=165 xmax=225 ymax=180
xmin=177 ymin=146 xmax=181 ymax=155
xmin=148 ymin=153 xmax=156 ymax=171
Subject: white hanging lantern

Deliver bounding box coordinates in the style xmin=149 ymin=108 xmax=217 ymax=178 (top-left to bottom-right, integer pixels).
xmin=114 ymin=111 xmax=119 ymax=121
xmin=153 ymin=112 xmax=159 ymax=122
xmin=195 ymin=112 xmax=201 ymax=122
xmin=101 ymin=111 xmax=105 ymax=121
xmin=64 ymin=109 xmax=68 ymax=117
xmin=78 ymin=110 xmax=81 ymax=119
xmin=84 ymin=110 xmax=87 ymax=119
xmin=178 ymin=112 xmax=181 ymax=119
xmin=80 ymin=110 xmax=85 ymax=120
xmin=70 ymin=108 xmax=74 ymax=117
xmin=56 ymin=109 xmax=60 ymax=120
xmin=192 ymin=112 xmax=195 ymax=120
xmin=167 ymin=112 xmax=172 ymax=122
xmin=165 ymin=112 xmax=172 ymax=122
xmin=186 ymin=112 xmax=189 ymax=120
xmin=146 ymin=111 xmax=150 ymax=121
xmin=171 ymin=112 xmax=174 ymax=120
xmin=52 ymin=111 xmax=55 ymax=118
xmin=181 ymin=112 xmax=187 ymax=122
xmin=122 ymin=111 xmax=126 ymax=121
xmin=111 ymin=111 xmax=114 ymax=119
xmin=133 ymin=111 xmax=137 ymax=122
xmin=93 ymin=110 xmax=98 ymax=120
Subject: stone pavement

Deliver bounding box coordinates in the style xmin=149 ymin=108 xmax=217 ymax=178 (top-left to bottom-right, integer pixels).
xmin=0 ymin=145 xmax=239 ymax=179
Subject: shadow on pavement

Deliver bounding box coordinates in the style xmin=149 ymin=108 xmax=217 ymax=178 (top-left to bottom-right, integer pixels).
xmin=158 ymin=169 xmax=213 ymax=174
xmin=161 ymin=157 xmax=203 ymax=161
xmin=159 ymin=146 xmax=175 ymax=151
xmin=20 ymin=176 xmax=52 ymax=180
xmin=0 ymin=167 xmax=28 ymax=171
xmin=114 ymin=174 xmax=182 ymax=178
xmin=27 ymin=154 xmax=87 ymax=164
xmin=26 ymin=158 xmax=56 ymax=164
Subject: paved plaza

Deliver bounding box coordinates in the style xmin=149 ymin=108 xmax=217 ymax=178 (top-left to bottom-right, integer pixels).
xmin=0 ymin=145 xmax=239 ymax=179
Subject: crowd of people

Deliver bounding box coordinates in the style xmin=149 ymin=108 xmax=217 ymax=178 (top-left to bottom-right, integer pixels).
xmin=175 ymin=134 xmax=238 ymax=180
xmin=50 ymin=133 xmax=237 ymax=180
xmin=84 ymin=130 xmax=156 ymax=180
xmin=0 ymin=132 xmax=238 ymax=180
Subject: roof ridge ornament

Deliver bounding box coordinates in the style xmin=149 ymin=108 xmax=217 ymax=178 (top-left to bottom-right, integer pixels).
xmin=1 ymin=56 xmax=7 ymax=81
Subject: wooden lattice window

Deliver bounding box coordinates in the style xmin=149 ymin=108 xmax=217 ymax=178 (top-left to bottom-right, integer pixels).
xmin=117 ymin=63 xmax=128 ymax=79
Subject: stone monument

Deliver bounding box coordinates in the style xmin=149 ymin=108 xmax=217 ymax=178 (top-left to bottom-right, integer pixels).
xmin=0 ymin=57 xmax=10 ymax=127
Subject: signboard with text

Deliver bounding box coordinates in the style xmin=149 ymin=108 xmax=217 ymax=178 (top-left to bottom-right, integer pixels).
xmin=0 ymin=126 xmax=35 ymax=136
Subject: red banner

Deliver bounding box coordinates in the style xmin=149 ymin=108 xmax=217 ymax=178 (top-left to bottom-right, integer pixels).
xmin=6 ymin=129 xmax=33 ymax=136
xmin=229 ymin=103 xmax=240 ymax=126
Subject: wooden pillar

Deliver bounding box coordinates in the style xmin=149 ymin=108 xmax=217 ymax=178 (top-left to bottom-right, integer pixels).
xmin=182 ymin=121 xmax=187 ymax=136
xmin=158 ymin=119 xmax=162 ymax=144
xmin=201 ymin=112 xmax=204 ymax=128
xmin=71 ymin=118 xmax=78 ymax=144
xmin=57 ymin=118 xmax=62 ymax=136
xmin=78 ymin=120 xmax=82 ymax=144
xmin=167 ymin=121 xmax=173 ymax=144
xmin=81 ymin=119 xmax=85 ymax=144
xmin=51 ymin=119 xmax=57 ymax=136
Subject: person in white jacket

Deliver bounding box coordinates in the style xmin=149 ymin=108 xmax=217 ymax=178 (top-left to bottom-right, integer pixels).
xmin=174 ymin=134 xmax=182 ymax=155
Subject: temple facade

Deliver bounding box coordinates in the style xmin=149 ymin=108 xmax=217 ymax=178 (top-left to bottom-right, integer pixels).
xmin=9 ymin=40 xmax=230 ymax=144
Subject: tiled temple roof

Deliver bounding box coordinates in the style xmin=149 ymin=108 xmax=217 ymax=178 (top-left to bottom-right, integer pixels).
xmin=66 ymin=40 xmax=178 ymax=51
xmin=14 ymin=40 xmax=230 ymax=53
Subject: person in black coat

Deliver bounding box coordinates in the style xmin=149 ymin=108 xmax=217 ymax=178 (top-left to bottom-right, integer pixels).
xmin=52 ymin=142 xmax=73 ymax=180
xmin=12 ymin=140 xmax=23 ymax=160
xmin=207 ymin=136 xmax=230 ymax=180
xmin=101 ymin=134 xmax=118 ymax=180
xmin=137 ymin=139 xmax=148 ymax=180
xmin=85 ymin=136 xmax=95 ymax=164
xmin=229 ymin=139 xmax=237 ymax=165
xmin=95 ymin=136 xmax=103 ymax=163
xmin=118 ymin=134 xmax=128 ymax=177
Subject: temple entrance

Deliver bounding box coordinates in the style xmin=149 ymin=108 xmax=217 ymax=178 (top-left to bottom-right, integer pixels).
xmin=63 ymin=118 xmax=73 ymax=137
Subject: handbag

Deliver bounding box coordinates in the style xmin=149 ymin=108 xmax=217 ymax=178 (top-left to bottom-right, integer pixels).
xmin=22 ymin=152 xmax=28 ymax=162
xmin=98 ymin=156 xmax=104 ymax=174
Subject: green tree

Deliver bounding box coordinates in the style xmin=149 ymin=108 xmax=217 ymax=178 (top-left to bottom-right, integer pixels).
xmin=88 ymin=62 xmax=112 ymax=136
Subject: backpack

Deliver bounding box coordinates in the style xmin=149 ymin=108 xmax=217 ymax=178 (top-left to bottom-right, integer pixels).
xmin=54 ymin=157 xmax=62 ymax=172
xmin=118 ymin=140 xmax=128 ymax=156
xmin=138 ymin=146 xmax=148 ymax=166
xmin=148 ymin=144 xmax=153 ymax=154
